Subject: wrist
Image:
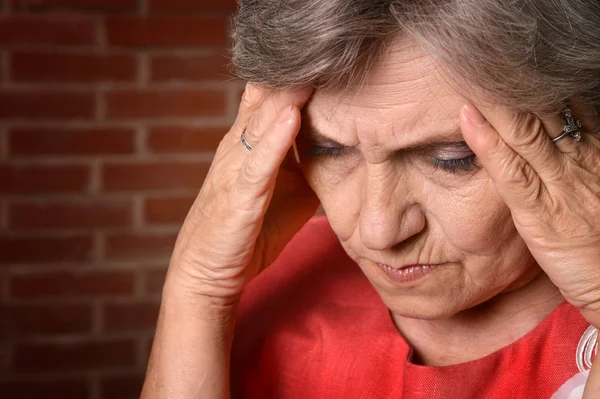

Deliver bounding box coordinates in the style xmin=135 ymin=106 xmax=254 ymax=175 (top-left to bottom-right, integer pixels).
xmin=165 ymin=255 xmax=248 ymax=301
xmin=162 ymin=269 xmax=240 ymax=325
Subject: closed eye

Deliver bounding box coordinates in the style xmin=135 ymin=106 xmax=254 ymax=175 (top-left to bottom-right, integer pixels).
xmin=307 ymin=140 xmax=479 ymax=175
xmin=308 ymin=145 xmax=346 ymax=159
xmin=431 ymin=154 xmax=479 ymax=174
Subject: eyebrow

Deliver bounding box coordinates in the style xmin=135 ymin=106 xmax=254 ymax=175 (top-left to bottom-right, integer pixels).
xmin=300 ymin=122 xmax=470 ymax=153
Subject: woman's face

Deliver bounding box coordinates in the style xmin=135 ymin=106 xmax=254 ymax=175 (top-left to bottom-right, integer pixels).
xmin=298 ymin=41 xmax=540 ymax=319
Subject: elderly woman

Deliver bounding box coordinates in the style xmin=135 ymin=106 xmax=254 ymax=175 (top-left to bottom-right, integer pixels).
xmin=141 ymin=1 xmax=600 ymax=398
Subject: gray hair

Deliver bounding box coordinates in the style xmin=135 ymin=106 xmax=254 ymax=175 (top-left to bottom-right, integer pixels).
xmin=231 ymin=0 xmax=600 ymax=112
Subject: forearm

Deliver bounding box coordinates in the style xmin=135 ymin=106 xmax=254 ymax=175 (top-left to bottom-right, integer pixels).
xmin=140 ymin=84 xmax=312 ymax=398
xmin=141 ymin=283 xmax=237 ymax=399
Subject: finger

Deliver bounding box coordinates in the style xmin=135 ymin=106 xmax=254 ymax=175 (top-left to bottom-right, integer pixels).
xmin=231 ymin=83 xmax=266 ymax=135
xmin=243 ymin=87 xmax=313 ymax=148
xmin=270 ymin=87 xmax=314 ymax=119
xmin=235 ymin=105 xmax=301 ymax=207
xmin=463 ymin=103 xmax=564 ymax=180
xmin=460 ymin=103 xmax=548 ymax=210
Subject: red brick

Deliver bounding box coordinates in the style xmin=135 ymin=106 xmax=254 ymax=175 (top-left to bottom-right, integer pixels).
xmin=105 ymin=232 xmax=177 ymax=260
xmin=12 ymin=52 xmax=137 ymax=83
xmin=100 ymin=373 xmax=145 ymax=399
xmin=0 ymin=378 xmax=90 ymax=399
xmin=102 ymin=301 xmax=160 ymax=332
xmin=9 ymin=270 xmax=135 ymax=298
xmin=9 ymin=127 xmax=135 ymax=156
xmin=144 ymin=267 xmax=167 ymax=294
xmin=14 ymin=339 xmax=136 ymax=373
xmin=0 ymin=15 xmax=95 ymax=46
xmin=106 ymin=16 xmax=227 ymax=47
xmin=0 ymin=342 xmax=8 ymax=373
xmin=144 ymin=195 xmax=194 ymax=225
xmin=0 ymin=235 xmax=94 ymax=264
xmin=150 ymin=53 xmax=229 ymax=82
xmin=0 ymin=91 xmax=95 ymax=120
xmin=11 ymin=0 xmax=137 ymax=12
xmin=9 ymin=200 xmax=133 ymax=229
xmin=0 ymin=53 xmax=6 ymax=82
xmin=150 ymin=0 xmax=237 ymax=12
xmin=102 ymin=161 xmax=209 ymax=191
xmin=0 ymin=303 xmax=92 ymax=337
xmin=0 ymin=164 xmax=89 ymax=194
xmin=147 ymin=126 xmax=225 ymax=153
xmin=105 ymin=89 xmax=226 ymax=119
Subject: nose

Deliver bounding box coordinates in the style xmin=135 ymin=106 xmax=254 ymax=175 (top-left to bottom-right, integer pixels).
xmin=359 ymin=164 xmax=425 ymax=251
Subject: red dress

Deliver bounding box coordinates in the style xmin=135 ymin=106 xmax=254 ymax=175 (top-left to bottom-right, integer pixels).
xmin=231 ymin=217 xmax=595 ymax=399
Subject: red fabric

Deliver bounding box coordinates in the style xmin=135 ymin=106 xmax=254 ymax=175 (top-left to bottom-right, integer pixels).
xmin=231 ymin=217 xmax=590 ymax=398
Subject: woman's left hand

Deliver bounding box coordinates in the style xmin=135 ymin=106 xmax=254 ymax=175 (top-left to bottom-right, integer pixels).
xmin=460 ymin=102 xmax=600 ymax=326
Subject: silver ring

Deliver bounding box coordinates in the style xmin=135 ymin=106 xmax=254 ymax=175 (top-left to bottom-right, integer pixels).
xmin=240 ymin=128 xmax=253 ymax=152
xmin=552 ymin=108 xmax=583 ymax=143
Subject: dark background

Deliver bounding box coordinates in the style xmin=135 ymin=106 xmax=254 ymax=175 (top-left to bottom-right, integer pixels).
xmin=0 ymin=0 xmax=240 ymax=397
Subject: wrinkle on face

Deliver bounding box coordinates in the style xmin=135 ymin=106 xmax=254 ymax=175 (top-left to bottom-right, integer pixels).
xmin=300 ymin=38 xmax=538 ymax=319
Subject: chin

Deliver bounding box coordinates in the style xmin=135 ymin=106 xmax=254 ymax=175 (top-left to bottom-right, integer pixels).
xmin=380 ymin=292 xmax=469 ymax=320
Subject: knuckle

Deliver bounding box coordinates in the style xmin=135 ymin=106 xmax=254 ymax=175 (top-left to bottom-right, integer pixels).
xmin=240 ymin=90 xmax=254 ymax=109
xmin=521 ymin=178 xmax=544 ymax=207
xmin=500 ymin=152 xmax=534 ymax=186
xmin=500 ymin=153 xmax=543 ymax=205
xmin=508 ymin=114 xmax=544 ymax=147
xmin=244 ymin=111 xmax=268 ymax=144
xmin=240 ymin=84 xmax=263 ymax=110
xmin=238 ymin=156 xmax=266 ymax=187
xmin=238 ymin=96 xmax=258 ymax=120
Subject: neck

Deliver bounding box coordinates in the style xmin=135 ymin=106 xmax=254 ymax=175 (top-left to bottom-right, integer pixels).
xmin=392 ymin=271 xmax=563 ymax=366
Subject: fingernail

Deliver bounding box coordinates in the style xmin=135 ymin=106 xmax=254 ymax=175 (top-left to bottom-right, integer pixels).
xmin=276 ymin=105 xmax=294 ymax=125
xmin=463 ymin=103 xmax=489 ymax=127
xmin=292 ymin=140 xmax=301 ymax=164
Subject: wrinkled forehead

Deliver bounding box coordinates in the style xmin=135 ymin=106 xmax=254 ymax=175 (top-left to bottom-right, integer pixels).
xmin=304 ymin=39 xmax=468 ymax=147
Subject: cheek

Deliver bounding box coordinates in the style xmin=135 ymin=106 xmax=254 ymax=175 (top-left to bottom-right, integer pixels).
xmin=300 ymin=161 xmax=361 ymax=240
xmin=303 ymin=160 xmax=523 ymax=261
xmin=429 ymin=178 xmax=517 ymax=255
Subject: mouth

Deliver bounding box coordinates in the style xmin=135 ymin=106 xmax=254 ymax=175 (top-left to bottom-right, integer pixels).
xmin=376 ymin=263 xmax=440 ymax=284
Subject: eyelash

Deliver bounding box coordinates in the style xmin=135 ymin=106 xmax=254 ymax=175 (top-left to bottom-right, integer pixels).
xmin=309 ymin=145 xmax=346 ymax=159
xmin=309 ymin=145 xmax=479 ymax=174
xmin=431 ymin=155 xmax=479 ymax=174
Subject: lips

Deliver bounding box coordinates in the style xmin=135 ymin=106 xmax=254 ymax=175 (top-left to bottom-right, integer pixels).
xmin=376 ymin=263 xmax=438 ymax=283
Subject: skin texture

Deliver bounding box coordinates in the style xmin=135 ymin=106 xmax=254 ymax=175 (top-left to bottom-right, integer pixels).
xmin=299 ymin=41 xmax=552 ymax=319
xmin=296 ymin=40 xmax=566 ymax=365
xmin=142 ymin=86 xmax=317 ymax=399
xmin=142 ymin=39 xmax=600 ymax=398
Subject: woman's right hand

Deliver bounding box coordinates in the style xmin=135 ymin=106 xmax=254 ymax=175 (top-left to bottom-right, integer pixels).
xmin=164 ymin=84 xmax=319 ymax=307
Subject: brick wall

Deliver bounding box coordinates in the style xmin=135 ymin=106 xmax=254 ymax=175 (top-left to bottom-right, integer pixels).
xmin=0 ymin=1 xmax=240 ymax=398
